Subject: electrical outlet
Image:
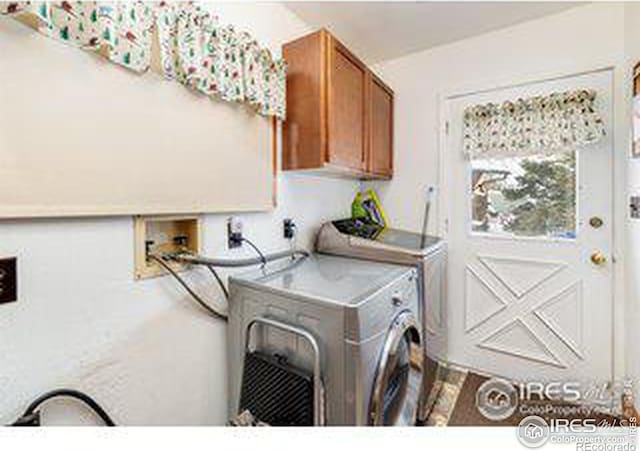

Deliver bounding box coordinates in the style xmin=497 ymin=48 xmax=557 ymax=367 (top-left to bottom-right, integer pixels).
xmin=227 ymin=216 xmax=243 ymax=249
xmin=631 ymin=196 xmax=640 ymax=219
xmin=283 ymin=218 xmax=296 ymax=239
xmin=0 ymin=257 xmax=17 ymax=305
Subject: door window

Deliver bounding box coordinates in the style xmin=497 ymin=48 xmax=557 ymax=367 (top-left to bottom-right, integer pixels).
xmin=470 ymin=150 xmax=577 ymax=239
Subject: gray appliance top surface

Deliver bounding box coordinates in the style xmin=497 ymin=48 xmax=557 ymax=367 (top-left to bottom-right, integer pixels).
xmin=230 ymin=254 xmax=413 ymax=306
xmin=372 ymin=228 xmax=442 ymax=252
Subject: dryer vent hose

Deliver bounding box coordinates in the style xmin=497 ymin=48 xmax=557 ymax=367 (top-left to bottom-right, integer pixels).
xmin=10 ymin=389 xmax=116 ymax=426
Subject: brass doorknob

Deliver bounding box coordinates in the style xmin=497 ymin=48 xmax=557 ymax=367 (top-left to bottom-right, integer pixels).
xmin=590 ymin=251 xmax=607 ymax=266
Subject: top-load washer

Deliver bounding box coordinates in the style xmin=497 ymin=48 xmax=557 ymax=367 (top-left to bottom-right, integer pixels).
xmin=315 ymin=218 xmax=447 ymax=420
xmin=227 ymin=254 xmax=423 ymax=426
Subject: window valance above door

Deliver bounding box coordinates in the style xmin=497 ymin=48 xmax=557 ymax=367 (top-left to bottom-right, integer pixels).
xmin=462 ymin=89 xmax=605 ymax=159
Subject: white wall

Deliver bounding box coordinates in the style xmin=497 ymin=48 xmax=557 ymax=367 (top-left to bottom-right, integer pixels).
xmin=0 ymin=3 xmax=356 ymax=426
xmin=624 ymin=2 xmax=640 ymax=406
xmin=369 ymin=2 xmax=632 ymax=390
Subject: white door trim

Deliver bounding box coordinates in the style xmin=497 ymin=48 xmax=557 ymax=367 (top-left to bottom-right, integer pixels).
xmin=436 ymin=65 xmax=626 ymax=401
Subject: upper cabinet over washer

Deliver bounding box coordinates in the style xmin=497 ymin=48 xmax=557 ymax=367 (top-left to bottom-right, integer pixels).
xmin=282 ymin=29 xmax=394 ymax=180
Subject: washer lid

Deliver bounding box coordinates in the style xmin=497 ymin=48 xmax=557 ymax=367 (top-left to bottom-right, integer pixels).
xmin=230 ymin=254 xmax=413 ymax=306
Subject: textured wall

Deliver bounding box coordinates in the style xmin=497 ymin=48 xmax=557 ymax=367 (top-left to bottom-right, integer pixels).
xmin=0 ymin=3 xmax=357 ymax=426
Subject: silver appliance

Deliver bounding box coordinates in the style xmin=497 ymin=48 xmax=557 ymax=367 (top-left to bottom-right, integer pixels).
xmin=227 ymin=254 xmax=423 ymax=426
xmin=315 ymin=219 xmax=447 ymax=421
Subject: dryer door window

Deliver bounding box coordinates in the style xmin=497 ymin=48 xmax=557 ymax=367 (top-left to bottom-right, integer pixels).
xmin=369 ymin=311 xmax=424 ymax=426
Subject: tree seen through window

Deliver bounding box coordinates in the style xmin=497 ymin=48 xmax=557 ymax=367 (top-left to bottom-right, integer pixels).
xmin=471 ymin=151 xmax=576 ymax=239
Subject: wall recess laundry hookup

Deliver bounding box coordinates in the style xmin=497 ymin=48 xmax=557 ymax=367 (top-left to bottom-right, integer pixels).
xmin=133 ymin=215 xmax=201 ymax=280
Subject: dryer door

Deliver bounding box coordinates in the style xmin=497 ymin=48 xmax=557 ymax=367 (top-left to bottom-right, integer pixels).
xmin=369 ymin=311 xmax=424 ymax=426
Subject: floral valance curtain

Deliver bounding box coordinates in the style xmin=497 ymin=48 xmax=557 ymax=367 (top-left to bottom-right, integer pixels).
xmin=462 ymin=89 xmax=605 ymax=160
xmin=1 ymin=1 xmax=287 ymax=119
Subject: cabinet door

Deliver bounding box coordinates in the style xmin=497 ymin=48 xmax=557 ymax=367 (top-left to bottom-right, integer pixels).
xmin=368 ymin=76 xmax=393 ymax=178
xmin=327 ymin=38 xmax=367 ymax=172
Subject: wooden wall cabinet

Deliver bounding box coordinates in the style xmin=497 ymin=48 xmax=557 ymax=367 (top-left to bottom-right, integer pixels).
xmin=283 ymin=29 xmax=394 ymax=180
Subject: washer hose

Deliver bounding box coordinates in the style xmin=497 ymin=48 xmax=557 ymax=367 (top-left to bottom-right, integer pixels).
xmin=149 ymin=248 xmax=309 ymax=321
xmin=148 ymin=254 xmax=229 ymax=321
xmin=11 ymin=389 xmax=115 ymax=426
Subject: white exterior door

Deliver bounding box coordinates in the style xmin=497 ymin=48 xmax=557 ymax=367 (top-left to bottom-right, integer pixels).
xmin=444 ymin=70 xmax=614 ymax=385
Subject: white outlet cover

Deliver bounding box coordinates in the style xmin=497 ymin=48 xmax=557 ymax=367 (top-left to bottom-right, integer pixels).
xmin=228 ymin=216 xmax=243 ymax=234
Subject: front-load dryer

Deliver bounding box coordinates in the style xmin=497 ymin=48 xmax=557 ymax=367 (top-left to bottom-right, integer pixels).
xmin=227 ymin=254 xmax=423 ymax=426
xmin=315 ymin=219 xmax=447 ymax=421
